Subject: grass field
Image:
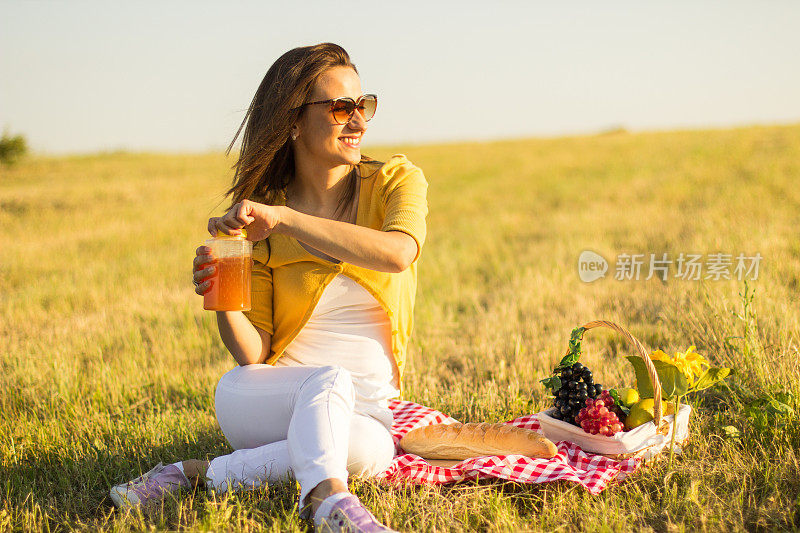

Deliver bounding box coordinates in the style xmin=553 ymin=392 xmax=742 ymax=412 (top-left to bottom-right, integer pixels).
xmin=1 ymin=124 xmax=799 ymax=531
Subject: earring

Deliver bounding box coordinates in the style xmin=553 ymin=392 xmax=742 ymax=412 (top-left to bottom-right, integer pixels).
xmin=291 ymin=132 xmax=298 ymax=141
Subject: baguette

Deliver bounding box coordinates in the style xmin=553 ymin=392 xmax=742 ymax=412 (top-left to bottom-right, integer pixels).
xmin=400 ymin=422 xmax=557 ymax=460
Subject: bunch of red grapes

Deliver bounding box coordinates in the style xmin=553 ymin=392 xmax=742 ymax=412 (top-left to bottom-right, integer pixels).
xmin=576 ymin=390 xmax=626 ymax=436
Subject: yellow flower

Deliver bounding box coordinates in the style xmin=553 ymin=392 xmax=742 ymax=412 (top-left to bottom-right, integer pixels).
xmin=671 ymin=358 xmax=695 ymax=385
xmin=670 ymin=345 xmax=710 ymax=386
xmin=680 ymin=345 xmax=709 ymax=378
xmin=648 ymin=346 xmax=709 ymax=387
xmin=649 ymin=349 xmax=670 ymax=362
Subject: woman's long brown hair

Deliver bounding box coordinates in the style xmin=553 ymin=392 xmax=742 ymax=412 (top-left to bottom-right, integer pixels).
xmin=224 ymin=42 xmax=376 ymax=220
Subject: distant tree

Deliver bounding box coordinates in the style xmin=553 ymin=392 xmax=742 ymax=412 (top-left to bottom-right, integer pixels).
xmin=0 ymin=131 xmax=28 ymax=166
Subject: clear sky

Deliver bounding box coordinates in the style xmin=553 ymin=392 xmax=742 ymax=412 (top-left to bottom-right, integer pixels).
xmin=2 ymin=1 xmax=799 ymax=154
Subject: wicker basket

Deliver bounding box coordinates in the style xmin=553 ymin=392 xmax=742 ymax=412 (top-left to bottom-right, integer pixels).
xmin=536 ymin=320 xmax=691 ymax=460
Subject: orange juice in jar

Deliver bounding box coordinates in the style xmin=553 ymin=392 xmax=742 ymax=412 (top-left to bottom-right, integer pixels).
xmin=203 ymin=232 xmax=253 ymax=311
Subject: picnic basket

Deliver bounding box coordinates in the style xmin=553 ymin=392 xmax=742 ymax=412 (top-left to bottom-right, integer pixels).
xmin=536 ymin=320 xmax=691 ymax=460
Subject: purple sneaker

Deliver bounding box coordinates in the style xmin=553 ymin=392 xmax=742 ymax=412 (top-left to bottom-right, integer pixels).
xmin=110 ymin=462 xmax=190 ymax=509
xmin=318 ymin=494 xmax=398 ymax=533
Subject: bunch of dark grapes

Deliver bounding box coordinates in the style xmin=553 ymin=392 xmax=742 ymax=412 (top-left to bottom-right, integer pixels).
xmin=550 ymin=362 xmax=603 ymax=426
xmin=576 ymin=392 xmax=624 ymax=436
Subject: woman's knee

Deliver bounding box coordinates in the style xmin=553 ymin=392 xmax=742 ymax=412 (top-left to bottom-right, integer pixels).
xmin=346 ymin=417 xmax=395 ymax=477
xmin=215 ymin=365 xmax=246 ymax=413
xmin=215 ymin=364 xmax=243 ymax=391
xmin=214 ymin=363 xmax=269 ymax=399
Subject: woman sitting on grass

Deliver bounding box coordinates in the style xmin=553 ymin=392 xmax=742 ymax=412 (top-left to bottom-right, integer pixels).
xmin=109 ymin=42 xmax=428 ymax=533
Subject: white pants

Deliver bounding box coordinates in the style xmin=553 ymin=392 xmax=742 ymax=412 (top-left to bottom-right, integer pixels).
xmin=206 ymin=364 xmax=395 ymax=506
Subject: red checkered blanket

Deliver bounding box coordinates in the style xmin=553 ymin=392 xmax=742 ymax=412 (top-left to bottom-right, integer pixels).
xmin=377 ymin=400 xmax=641 ymax=494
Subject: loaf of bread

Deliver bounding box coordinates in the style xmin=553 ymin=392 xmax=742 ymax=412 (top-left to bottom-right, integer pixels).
xmin=400 ymin=422 xmax=557 ymax=460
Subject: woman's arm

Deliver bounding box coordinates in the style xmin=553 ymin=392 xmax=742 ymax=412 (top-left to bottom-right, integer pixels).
xmin=212 ymin=164 xmax=428 ymax=273
xmin=277 ymin=207 xmax=418 ymax=273
xmin=211 ymin=201 xmax=414 ymax=273
xmin=215 ymin=311 xmax=271 ymax=366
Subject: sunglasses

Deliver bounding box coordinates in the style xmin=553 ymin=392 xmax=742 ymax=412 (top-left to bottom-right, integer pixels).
xmin=293 ymin=94 xmax=378 ymax=125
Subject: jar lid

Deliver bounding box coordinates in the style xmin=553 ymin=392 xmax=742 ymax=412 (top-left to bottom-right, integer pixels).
xmin=215 ymin=228 xmax=248 ymax=239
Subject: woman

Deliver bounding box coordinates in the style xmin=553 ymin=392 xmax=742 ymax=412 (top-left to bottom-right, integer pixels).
xmin=109 ymin=43 xmax=428 ymax=533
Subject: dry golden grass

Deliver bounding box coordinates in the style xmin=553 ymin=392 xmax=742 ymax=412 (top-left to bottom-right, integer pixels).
xmin=1 ymin=124 xmax=799 ymax=531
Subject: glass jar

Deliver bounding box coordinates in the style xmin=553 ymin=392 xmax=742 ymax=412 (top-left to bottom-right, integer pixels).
xmin=203 ymin=232 xmax=253 ymax=312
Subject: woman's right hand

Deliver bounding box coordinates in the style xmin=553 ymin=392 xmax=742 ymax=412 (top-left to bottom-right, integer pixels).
xmin=193 ymin=245 xmax=216 ymax=295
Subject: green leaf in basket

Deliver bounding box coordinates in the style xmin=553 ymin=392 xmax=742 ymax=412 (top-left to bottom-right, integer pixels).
xmin=691 ymin=367 xmax=733 ymax=392
xmin=656 ymin=361 xmax=689 ymax=398
xmin=626 ymin=355 xmax=654 ymax=398
xmin=571 ymin=326 xmax=586 ymax=341
xmin=556 ymin=326 xmax=586 ymax=370
xmin=540 ymin=375 xmax=562 ymax=393
xmin=557 ymin=352 xmax=579 ymax=370
xmin=609 ymin=387 xmax=621 ymax=403
xmin=609 ymin=388 xmax=631 ymax=416
xmin=625 ymin=356 xmax=689 ymax=400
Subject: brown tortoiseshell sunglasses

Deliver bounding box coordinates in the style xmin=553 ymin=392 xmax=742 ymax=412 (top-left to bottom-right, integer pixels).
xmin=293 ymin=94 xmax=377 ymax=125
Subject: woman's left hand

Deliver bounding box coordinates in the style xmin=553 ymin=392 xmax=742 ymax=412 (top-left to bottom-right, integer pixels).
xmin=208 ymin=200 xmax=281 ymax=241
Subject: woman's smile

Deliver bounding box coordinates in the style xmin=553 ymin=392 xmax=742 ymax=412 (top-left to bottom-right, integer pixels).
xmin=339 ymin=134 xmax=362 ymax=149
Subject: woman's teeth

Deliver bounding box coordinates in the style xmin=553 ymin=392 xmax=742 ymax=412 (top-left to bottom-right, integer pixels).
xmin=340 ymin=137 xmax=360 ymax=147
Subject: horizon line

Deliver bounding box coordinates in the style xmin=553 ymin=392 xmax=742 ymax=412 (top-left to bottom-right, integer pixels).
xmin=19 ymin=119 xmax=800 ymax=159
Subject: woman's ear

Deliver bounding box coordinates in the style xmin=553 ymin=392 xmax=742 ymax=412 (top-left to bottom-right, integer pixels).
xmin=290 ymin=126 xmax=299 ymax=141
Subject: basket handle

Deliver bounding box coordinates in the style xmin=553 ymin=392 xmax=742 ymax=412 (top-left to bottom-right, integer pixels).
xmin=564 ymin=320 xmax=665 ymax=429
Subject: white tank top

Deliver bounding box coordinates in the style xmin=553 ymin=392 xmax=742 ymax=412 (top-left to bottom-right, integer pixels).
xmin=274 ymin=273 xmax=400 ymax=429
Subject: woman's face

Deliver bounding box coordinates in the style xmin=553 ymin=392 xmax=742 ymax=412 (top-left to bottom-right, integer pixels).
xmin=292 ymin=66 xmax=368 ymax=167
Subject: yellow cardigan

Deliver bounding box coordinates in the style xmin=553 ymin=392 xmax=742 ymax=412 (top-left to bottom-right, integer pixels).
xmin=243 ymin=154 xmax=429 ymax=392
